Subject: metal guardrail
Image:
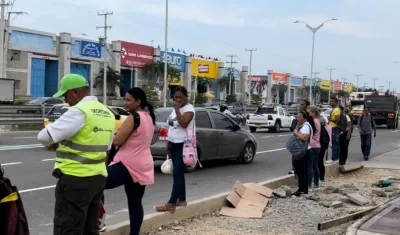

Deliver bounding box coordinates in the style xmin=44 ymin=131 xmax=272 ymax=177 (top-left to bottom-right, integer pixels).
xmin=0 ymin=105 xmax=53 ymax=125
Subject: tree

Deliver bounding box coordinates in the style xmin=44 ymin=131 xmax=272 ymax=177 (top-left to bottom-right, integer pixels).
xmin=95 ymin=66 xmax=123 ymax=96
xmin=142 ymin=61 xmax=181 ymax=86
xmin=192 ymin=76 xmax=212 ymax=94
xmin=217 ymin=76 xmax=230 ymax=92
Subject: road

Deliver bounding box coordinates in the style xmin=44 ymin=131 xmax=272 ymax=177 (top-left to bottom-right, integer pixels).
xmin=1 ymin=127 xmax=400 ymax=235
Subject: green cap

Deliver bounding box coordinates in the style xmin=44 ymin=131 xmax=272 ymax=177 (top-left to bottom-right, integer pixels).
xmin=53 ymin=74 xmax=89 ymax=98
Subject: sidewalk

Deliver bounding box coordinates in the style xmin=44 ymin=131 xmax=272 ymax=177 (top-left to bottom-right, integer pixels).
xmin=362 ymin=149 xmax=400 ymax=170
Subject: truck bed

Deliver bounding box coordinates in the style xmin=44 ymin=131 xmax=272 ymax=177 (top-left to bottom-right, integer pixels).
xmin=364 ymin=95 xmax=397 ymax=112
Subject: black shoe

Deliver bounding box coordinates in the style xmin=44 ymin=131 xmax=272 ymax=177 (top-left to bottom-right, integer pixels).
xmin=292 ymin=191 xmax=302 ymax=196
xmin=288 ymin=170 xmax=294 ymax=174
xmin=363 ymin=156 xmax=369 ymax=161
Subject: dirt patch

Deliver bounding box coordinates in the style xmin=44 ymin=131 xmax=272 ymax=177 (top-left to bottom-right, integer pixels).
xmin=146 ymin=168 xmax=400 ymax=235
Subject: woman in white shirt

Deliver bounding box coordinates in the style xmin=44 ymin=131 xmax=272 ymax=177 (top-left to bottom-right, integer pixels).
xmin=292 ymin=110 xmax=312 ymax=196
xmin=154 ymin=86 xmax=195 ymax=213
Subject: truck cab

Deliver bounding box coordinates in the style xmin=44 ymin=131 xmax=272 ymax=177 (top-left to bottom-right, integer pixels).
xmin=364 ymin=95 xmax=399 ymax=129
xmin=247 ymin=104 xmax=295 ymax=133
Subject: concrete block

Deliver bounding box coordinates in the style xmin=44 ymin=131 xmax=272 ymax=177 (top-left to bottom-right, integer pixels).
xmin=340 ymin=163 xmax=364 ymax=173
xmin=347 ymin=193 xmax=371 ymax=206
xmin=331 ymin=201 xmax=344 ymax=208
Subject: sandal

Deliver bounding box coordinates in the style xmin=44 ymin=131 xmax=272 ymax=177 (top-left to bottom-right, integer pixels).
xmin=154 ymin=203 xmax=176 ymax=213
xmin=176 ymin=200 xmax=187 ymax=207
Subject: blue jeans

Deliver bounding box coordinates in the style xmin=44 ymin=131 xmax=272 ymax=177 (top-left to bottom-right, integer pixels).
xmin=360 ymin=133 xmax=372 ymax=157
xmin=308 ymin=148 xmax=320 ymax=186
xmin=168 ymin=142 xmax=186 ymax=204
xmin=105 ymin=162 xmax=146 ymax=235
xmin=331 ymin=127 xmax=340 ymax=161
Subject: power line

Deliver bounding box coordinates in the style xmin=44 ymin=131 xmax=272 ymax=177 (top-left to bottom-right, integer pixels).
xmin=226 ymin=54 xmax=238 ymax=95
xmin=96 ymin=11 xmax=113 ymax=104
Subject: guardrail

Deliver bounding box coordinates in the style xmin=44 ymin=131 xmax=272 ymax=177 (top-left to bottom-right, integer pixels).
xmin=0 ymin=105 xmax=53 ymax=125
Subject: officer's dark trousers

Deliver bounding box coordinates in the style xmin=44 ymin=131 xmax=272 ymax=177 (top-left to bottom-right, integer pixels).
xmin=53 ymin=174 xmax=106 ymax=235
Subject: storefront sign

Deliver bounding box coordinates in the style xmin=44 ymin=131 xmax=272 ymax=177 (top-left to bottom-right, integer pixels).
xmin=320 ymin=80 xmax=331 ymax=90
xmin=120 ymin=41 xmax=153 ymax=68
xmin=80 ymin=41 xmax=102 ymax=58
xmin=272 ymin=72 xmax=288 ymax=83
xmin=160 ymin=51 xmax=186 ymax=72
xmin=334 ymin=80 xmax=342 ymax=91
xmin=191 ymin=58 xmax=219 ymax=79
xmin=290 ymin=76 xmax=302 ymax=86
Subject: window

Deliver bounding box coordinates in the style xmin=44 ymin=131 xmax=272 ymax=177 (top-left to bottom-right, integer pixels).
xmin=195 ymin=111 xmax=212 ymax=128
xmin=283 ymin=109 xmax=289 ymax=116
xmin=278 ymin=108 xmax=283 ymax=116
xmin=210 ymin=112 xmax=233 ymax=130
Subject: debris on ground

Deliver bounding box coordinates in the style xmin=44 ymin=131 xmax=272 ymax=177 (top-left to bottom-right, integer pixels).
xmin=147 ymin=168 xmax=400 ymax=235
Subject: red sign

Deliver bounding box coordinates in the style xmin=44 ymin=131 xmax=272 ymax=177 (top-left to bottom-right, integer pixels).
xmin=334 ymin=80 xmax=342 ymax=91
xmin=272 ymin=72 xmax=288 ymax=83
xmin=120 ymin=41 xmax=154 ymax=68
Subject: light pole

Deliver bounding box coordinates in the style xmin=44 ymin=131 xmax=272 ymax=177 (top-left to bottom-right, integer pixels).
xmin=245 ymin=48 xmax=256 ymax=106
xmin=354 ymin=74 xmax=362 ymax=91
xmin=387 ymin=81 xmax=392 ymax=91
xmin=162 ymin=0 xmax=169 ymax=108
xmin=327 ymin=68 xmax=335 ymax=101
xmin=312 ymin=72 xmax=319 ymax=104
xmin=294 ymin=18 xmax=337 ymax=104
xmin=372 ymin=78 xmax=378 ymax=89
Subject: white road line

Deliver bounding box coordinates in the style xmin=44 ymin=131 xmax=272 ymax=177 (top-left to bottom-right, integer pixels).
xmin=19 ymin=185 xmax=56 ymax=194
xmin=256 ymin=148 xmax=286 ymax=154
xmin=2 ymin=162 xmax=21 ymax=166
xmin=261 ymin=136 xmax=272 ymax=138
xmin=391 ymin=130 xmax=400 ymax=133
xmin=41 ymin=158 xmax=55 ymax=161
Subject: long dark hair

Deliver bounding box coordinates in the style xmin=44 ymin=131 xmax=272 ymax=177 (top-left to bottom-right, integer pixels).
xmin=299 ymin=110 xmax=317 ymax=134
xmin=127 ymin=87 xmax=156 ymax=125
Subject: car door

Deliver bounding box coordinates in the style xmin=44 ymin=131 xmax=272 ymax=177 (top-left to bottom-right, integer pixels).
xmin=282 ymin=108 xmax=291 ymax=127
xmin=209 ymin=111 xmax=242 ymax=158
xmin=195 ymin=110 xmax=218 ymax=160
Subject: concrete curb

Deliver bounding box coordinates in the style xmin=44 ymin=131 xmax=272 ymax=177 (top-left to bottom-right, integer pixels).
xmin=103 ymin=164 xmax=341 ymax=235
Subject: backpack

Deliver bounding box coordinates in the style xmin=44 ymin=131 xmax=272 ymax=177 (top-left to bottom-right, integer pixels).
xmin=286 ymin=123 xmax=311 ymax=160
xmin=106 ymin=112 xmax=141 ymax=165
xmin=331 ymin=108 xmax=347 ymax=131
xmin=320 ymin=122 xmax=330 ymax=148
xmin=347 ymin=115 xmax=354 ymax=133
xmin=359 ymin=115 xmax=375 ymax=128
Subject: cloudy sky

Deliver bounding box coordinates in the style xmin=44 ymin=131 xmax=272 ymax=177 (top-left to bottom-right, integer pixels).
xmin=11 ymin=0 xmax=400 ymax=92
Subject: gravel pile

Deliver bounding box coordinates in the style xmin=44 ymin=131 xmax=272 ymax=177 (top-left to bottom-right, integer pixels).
xmin=146 ymin=168 xmax=400 ymax=235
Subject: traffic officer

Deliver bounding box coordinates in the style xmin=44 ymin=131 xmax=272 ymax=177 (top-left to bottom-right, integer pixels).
xmin=37 ymin=74 xmax=115 ymax=235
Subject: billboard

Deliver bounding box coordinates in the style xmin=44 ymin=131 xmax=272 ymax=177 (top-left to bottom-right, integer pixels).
xmin=272 ymin=72 xmax=288 ymax=83
xmin=120 ymin=41 xmax=153 ymax=67
xmin=320 ymin=80 xmax=331 ymax=90
xmin=191 ymin=58 xmax=219 ymax=79
xmin=160 ymin=51 xmax=186 ymax=72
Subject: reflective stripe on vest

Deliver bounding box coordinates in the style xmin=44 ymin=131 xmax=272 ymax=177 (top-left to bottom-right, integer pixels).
xmin=56 ymin=152 xmax=106 ymax=164
xmin=59 ymin=139 xmax=109 ymax=152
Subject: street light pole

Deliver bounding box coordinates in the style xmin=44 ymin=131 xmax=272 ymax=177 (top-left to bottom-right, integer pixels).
xmin=387 ymin=81 xmax=392 ymax=91
xmin=372 ymin=78 xmax=378 ymax=89
xmin=294 ymin=18 xmax=337 ymax=104
xmin=162 ymin=0 xmax=169 ymax=108
xmin=354 ymin=74 xmax=362 ymax=91
xmin=245 ymin=48 xmax=256 ymax=106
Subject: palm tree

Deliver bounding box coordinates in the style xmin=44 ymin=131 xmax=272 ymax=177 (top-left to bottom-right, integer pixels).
xmin=217 ymin=76 xmax=229 ymax=92
xmin=142 ymin=61 xmax=181 ymax=86
xmin=192 ymin=76 xmax=212 ymax=94
xmin=95 ymin=66 xmax=123 ymax=96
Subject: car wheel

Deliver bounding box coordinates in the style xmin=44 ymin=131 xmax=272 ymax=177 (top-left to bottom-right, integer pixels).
xmin=241 ymin=142 xmax=255 ymax=164
xmin=250 ymin=127 xmax=257 ymax=133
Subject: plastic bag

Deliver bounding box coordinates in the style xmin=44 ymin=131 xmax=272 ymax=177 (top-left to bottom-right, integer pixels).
xmin=161 ymin=155 xmax=173 ymax=174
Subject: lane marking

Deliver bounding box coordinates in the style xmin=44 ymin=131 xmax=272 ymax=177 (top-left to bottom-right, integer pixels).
xmin=2 ymin=162 xmax=21 ymax=166
xmin=19 ymin=147 xmax=288 ymax=194
xmin=260 ymin=134 xmax=291 ymax=138
xmin=391 ymin=130 xmax=400 ymax=133
xmin=41 ymin=158 xmax=55 ymax=161
xmin=0 ymin=144 xmax=42 ymax=151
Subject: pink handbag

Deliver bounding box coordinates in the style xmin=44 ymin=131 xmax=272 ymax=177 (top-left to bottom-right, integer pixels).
xmin=182 ymin=122 xmax=198 ymax=167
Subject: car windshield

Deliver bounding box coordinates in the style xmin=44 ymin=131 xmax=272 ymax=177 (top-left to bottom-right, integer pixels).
xmin=155 ymin=109 xmax=172 ymax=123
xmin=255 ymin=107 xmax=275 ymax=114
xmin=27 ymin=98 xmax=46 ymax=105
xmin=47 ymin=106 xmax=70 ymax=117
xmin=352 ymin=104 xmax=364 ymax=110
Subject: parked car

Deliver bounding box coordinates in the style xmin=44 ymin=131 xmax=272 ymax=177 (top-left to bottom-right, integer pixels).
xmin=151 ymin=107 xmax=257 ymax=172
xmin=17 ymin=97 xmax=65 ymax=115
xmin=43 ymin=104 xmax=127 ymax=132
xmin=108 ymin=106 xmax=130 ymax=118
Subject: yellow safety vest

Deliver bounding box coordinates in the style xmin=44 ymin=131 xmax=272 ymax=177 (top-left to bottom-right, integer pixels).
xmin=54 ymin=100 xmax=116 ymax=177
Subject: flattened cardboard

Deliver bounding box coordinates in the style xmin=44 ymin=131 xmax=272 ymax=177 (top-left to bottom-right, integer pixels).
xmin=233 ymin=181 xmax=269 ymax=207
xmin=243 ymin=182 xmax=273 ymax=198
xmin=220 ymin=206 xmax=263 ymax=218
xmin=226 ymin=191 xmax=268 ymax=209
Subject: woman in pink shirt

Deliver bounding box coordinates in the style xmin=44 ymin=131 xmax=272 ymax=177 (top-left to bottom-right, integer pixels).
xmin=105 ymin=87 xmax=155 ymax=235
xmin=306 ymin=105 xmax=321 ymax=189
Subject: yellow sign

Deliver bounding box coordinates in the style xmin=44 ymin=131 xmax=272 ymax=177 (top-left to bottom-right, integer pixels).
xmin=320 ymin=80 xmax=331 ymax=90
xmin=168 ymin=72 xmax=183 ymax=86
xmin=191 ymin=58 xmax=219 ymax=79
xmin=346 ymin=84 xmax=353 ymax=93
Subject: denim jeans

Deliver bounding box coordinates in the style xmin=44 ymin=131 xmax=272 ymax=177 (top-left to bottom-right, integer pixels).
xmin=360 ymin=133 xmax=372 ymax=157
xmin=308 ymin=148 xmax=320 ymax=186
xmin=331 ymin=127 xmax=340 ymax=161
xmin=168 ymin=142 xmax=186 ymax=204
xmin=105 ymin=162 xmax=146 ymax=235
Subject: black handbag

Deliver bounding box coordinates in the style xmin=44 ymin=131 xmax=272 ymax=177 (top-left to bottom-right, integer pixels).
xmin=107 ymin=112 xmax=141 ymax=165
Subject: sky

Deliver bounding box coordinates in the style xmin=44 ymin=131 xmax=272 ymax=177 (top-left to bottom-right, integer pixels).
xmin=10 ymin=0 xmax=400 ymax=92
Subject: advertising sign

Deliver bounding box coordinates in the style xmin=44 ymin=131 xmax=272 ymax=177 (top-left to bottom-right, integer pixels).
xmin=223 ymin=69 xmax=240 ymax=80
xmin=160 ymin=51 xmax=186 ymax=72
xmin=80 ymin=41 xmax=102 ymax=58
xmin=334 ymin=80 xmax=342 ymax=91
xmin=191 ymin=59 xmax=219 ymax=79
xmin=272 ymin=72 xmax=288 ymax=83
xmin=290 ymin=76 xmax=302 ymax=86
xmin=320 ymin=80 xmax=331 ymax=90
xmin=120 ymin=41 xmax=153 ymax=68
xmin=346 ymin=84 xmax=353 ymax=93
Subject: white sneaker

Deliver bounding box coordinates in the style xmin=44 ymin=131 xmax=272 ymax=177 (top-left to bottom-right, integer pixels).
xmin=325 ymin=160 xmax=334 ymax=164
xmin=99 ymin=226 xmax=107 ymax=232
xmin=319 ymin=181 xmax=326 ymax=187
xmin=333 ymin=160 xmax=339 ymax=164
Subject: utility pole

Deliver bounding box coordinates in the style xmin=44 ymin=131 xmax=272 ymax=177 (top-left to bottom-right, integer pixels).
xmin=245 ymin=48 xmax=256 ymax=106
xmin=327 ymin=68 xmax=335 ymax=101
xmin=97 ymin=11 xmax=113 ymax=105
xmin=387 ymin=81 xmax=392 ymax=91
xmin=226 ymin=54 xmax=238 ymax=95
xmin=354 ymin=74 xmax=362 ymax=91
xmin=341 ymin=78 xmax=348 ymax=91
xmin=371 ymin=78 xmax=378 ymax=89
xmin=312 ymin=72 xmax=319 ymax=104
xmin=0 ymin=0 xmax=9 ymax=78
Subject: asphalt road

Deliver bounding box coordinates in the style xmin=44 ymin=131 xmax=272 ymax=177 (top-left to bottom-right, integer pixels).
xmin=1 ymin=126 xmax=400 ymax=235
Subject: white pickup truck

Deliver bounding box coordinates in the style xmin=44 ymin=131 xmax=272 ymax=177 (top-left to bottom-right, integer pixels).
xmin=247 ymin=105 xmax=295 ymax=133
